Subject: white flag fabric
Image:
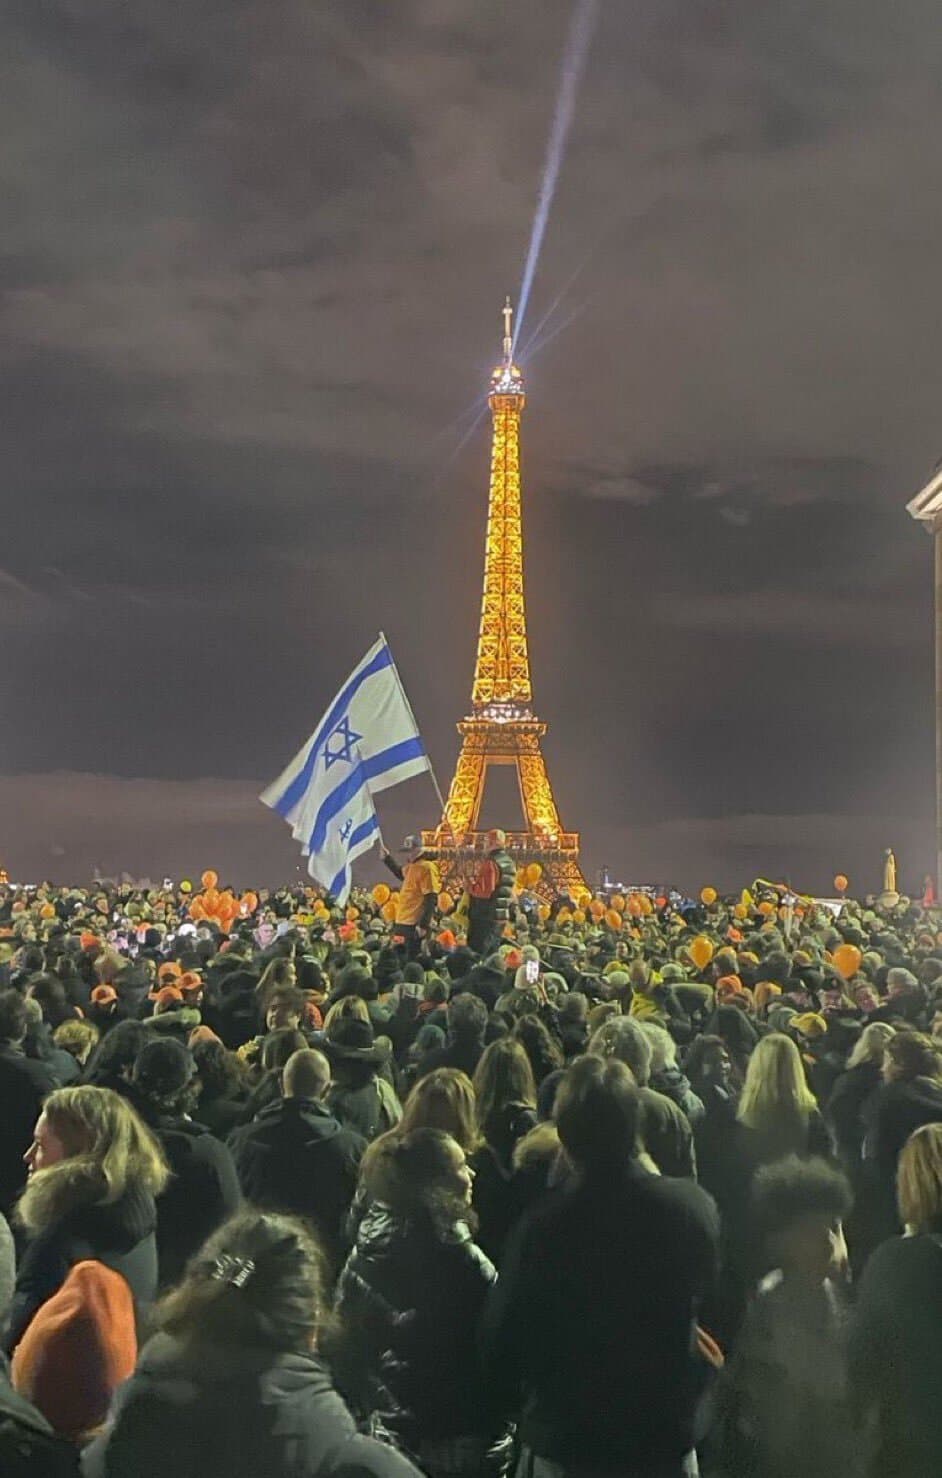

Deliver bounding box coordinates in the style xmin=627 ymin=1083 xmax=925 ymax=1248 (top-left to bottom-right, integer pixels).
xmin=260 ymin=636 xmax=429 ymax=903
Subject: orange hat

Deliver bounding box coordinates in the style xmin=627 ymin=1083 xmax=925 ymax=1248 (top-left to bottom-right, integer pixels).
xmin=715 ymin=974 xmax=744 ymax=997
xmin=505 ymin=949 xmax=523 ymax=971
xmin=436 ymin=930 xmax=457 ymax=950
xmin=177 ymin=971 xmax=203 ymax=997
xmin=153 ymin=985 xmax=183 ymax=1011
xmin=157 ymin=962 xmax=182 ymax=983
xmin=79 ymin=932 xmax=101 ymax=953
xmin=11 ymin=1260 xmax=137 ymax=1441
xmin=754 ymin=981 xmax=783 ymax=1013
xmin=90 ymin=985 xmax=118 ymax=1007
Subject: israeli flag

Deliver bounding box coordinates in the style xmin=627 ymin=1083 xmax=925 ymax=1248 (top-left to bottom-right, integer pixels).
xmin=261 ymin=635 xmax=429 ymax=903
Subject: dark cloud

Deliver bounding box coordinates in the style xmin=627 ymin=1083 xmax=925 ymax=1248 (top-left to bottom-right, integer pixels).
xmin=1 ymin=0 xmax=939 ymax=891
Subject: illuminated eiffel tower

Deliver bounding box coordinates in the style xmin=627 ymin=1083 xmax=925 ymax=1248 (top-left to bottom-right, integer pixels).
xmin=423 ymin=300 xmax=585 ymax=896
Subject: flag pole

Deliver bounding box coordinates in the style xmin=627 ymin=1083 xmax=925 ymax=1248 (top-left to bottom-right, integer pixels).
xmin=379 ymin=632 xmax=448 ymax=818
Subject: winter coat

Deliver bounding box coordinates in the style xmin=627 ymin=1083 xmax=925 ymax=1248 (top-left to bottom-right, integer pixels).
xmin=228 ymin=1097 xmax=364 ymax=1267
xmin=827 ymin=1060 xmax=883 ymax=1173
xmin=413 ymin=1035 xmax=485 ymax=1081
xmin=480 ymin=1160 xmax=720 ymax=1473
xmin=650 ymin=1066 xmax=706 ymax=1124
xmin=136 ymin=1111 xmax=241 ymax=1287
xmin=639 ymin=1086 xmax=698 ymax=1178
xmin=81 ymin=1333 xmax=422 ymax=1478
xmin=0 ymin=1369 xmax=79 ymax=1478
xmin=0 ymin=1044 xmax=58 ymax=1218
xmin=327 ymin=1076 xmax=402 ymax=1144
xmin=5 ymin=1184 xmax=158 ymax=1355
xmin=471 ymin=1102 xmax=538 ymax=1261
xmin=194 ymin=1091 xmax=247 ymax=1141
xmin=333 ymin=1203 xmax=501 ymax=1448
xmin=849 ymin=1231 xmax=942 ymax=1478
xmin=861 ymin=1076 xmax=942 ymax=1246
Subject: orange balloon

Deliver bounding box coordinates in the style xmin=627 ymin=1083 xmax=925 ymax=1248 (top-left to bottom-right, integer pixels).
xmin=346 ymin=906 xmax=360 ymax=922
xmin=201 ymin=870 xmax=218 ymax=891
xmin=639 ymin=896 xmax=653 ymax=916
xmin=733 ymin=903 xmax=749 ymax=920
xmin=572 ymin=909 xmax=586 ymax=924
xmin=557 ymin=908 xmax=572 ymax=925
xmin=203 ymin=888 xmax=220 ymax=911
xmin=538 ymin=904 xmax=551 ymax=922
xmin=689 ymin=935 xmax=714 ymax=970
xmin=590 ymin=899 xmax=605 ymax=919
xmin=189 ymin=899 xmax=206 ymax=920
xmin=605 ymin=909 xmax=623 ymax=930
xmin=242 ymin=891 xmax=259 ymax=912
xmin=382 ymin=899 xmax=397 ymax=922
xmin=610 ymin=894 xmax=626 ymax=913
xmin=832 ymin=943 xmax=862 ymax=980
xmin=700 ymin=887 xmax=717 ymax=906
xmin=627 ymin=896 xmax=642 ymax=918
xmin=438 ymin=891 xmax=454 ymax=912
xmin=834 ymin=874 xmax=849 ymax=894
xmin=757 ymin=900 xmax=775 ymax=917
xmin=371 ymin=883 xmax=391 ymax=906
xmin=39 ymin=902 xmax=56 ymax=920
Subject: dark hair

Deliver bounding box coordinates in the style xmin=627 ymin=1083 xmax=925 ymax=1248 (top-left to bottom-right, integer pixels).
xmin=684 ymin=1035 xmax=728 ymax=1089
xmin=366 ymin=1127 xmax=470 ymax=1235
xmin=555 ymin=1055 xmax=641 ymax=1173
xmin=513 ymin=1015 xmax=564 ymax=1084
xmin=192 ymin=1039 xmax=244 ymax=1102
xmin=27 ymin=974 xmax=75 ymax=1029
xmin=83 ymin=1020 xmax=153 ymax=1088
xmin=752 ymin=1155 xmax=852 ymax=1244
xmin=473 ymin=1038 xmax=537 ymax=1135
xmin=0 ymin=989 xmax=27 ymax=1044
xmin=448 ymin=993 xmax=487 ymax=1040
xmin=886 ymin=1031 xmax=942 ymax=1083
xmin=157 ymin=1208 xmax=327 ymax=1353
xmin=265 ymin=986 xmax=306 ymax=1020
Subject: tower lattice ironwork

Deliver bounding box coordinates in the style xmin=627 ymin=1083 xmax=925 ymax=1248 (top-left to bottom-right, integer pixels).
xmin=423 ymin=300 xmax=585 ymax=895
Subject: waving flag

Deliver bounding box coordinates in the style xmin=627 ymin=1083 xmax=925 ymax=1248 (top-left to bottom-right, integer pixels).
xmin=261 ymin=635 xmax=429 ymax=902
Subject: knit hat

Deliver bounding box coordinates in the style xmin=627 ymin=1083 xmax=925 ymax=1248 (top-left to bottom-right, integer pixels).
xmin=90 ymin=984 xmax=118 ymax=1007
xmin=132 ymin=1037 xmax=195 ymax=1096
xmin=792 ymin=1012 xmax=828 ymax=1039
xmin=11 ymin=1260 xmax=137 ymax=1440
xmin=753 ymin=981 xmax=783 ymax=1014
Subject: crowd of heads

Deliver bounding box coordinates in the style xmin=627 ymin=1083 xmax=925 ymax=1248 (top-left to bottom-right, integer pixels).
xmin=2 ymin=869 xmax=942 ymax=1475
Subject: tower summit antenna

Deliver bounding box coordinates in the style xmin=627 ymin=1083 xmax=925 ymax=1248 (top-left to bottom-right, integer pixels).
xmin=502 ymin=295 xmax=513 ymax=365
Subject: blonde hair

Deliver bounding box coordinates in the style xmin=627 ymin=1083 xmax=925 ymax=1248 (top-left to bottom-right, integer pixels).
xmin=846 ymin=1021 xmax=895 ymax=1070
xmin=323 ymin=996 xmax=369 ymax=1034
xmin=737 ymin=1034 xmax=818 ymax=1134
xmin=898 ymin=1122 xmax=942 ymax=1231
xmin=18 ymin=1085 xmax=169 ymax=1233
xmin=53 ymin=1018 xmax=100 ymax=1062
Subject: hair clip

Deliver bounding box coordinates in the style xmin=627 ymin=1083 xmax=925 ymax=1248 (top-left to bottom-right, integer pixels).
xmin=210 ymin=1254 xmax=255 ymax=1289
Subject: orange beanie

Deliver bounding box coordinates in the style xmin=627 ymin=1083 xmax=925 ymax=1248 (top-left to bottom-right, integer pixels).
xmin=12 ymin=1260 xmax=137 ymax=1441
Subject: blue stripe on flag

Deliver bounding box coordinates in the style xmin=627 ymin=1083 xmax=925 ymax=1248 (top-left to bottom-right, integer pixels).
xmin=270 ymin=641 xmax=394 ymax=818
xmin=301 ymin=736 xmax=426 ymax=856
xmin=328 ymin=815 xmax=380 ymax=896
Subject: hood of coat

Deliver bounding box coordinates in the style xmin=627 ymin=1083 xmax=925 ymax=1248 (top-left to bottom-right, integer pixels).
xmin=65 ymin=1181 xmax=157 ymax=1249
xmin=244 ymin=1095 xmax=344 ymax=1147
xmin=136 ymin=1333 xmax=343 ymax=1400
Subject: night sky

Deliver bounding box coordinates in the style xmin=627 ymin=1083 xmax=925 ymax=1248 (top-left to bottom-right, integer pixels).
xmin=3 ymin=0 xmax=941 ymax=895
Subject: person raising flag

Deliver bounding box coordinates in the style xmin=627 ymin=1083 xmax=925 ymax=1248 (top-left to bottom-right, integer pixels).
xmin=383 ymin=837 xmax=441 ymax=960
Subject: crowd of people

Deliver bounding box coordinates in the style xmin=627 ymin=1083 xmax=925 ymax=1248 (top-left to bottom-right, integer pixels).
xmin=1 ymin=834 xmax=942 ymax=1477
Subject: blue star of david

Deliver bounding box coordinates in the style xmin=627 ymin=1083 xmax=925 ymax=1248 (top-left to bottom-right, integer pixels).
xmin=339 ymin=818 xmax=353 ymax=842
xmin=323 ymin=715 xmax=362 ymax=770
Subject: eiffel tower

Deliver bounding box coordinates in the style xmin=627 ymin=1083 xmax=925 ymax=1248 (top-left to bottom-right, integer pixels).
xmin=423 ymin=299 xmax=586 ymax=896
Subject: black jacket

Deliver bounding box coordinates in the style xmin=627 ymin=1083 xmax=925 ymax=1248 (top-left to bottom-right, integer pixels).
xmin=81 ymin=1334 xmax=422 ymax=1478
xmin=5 ymin=1184 xmax=158 ymax=1354
xmin=860 ymin=1076 xmax=942 ymax=1248
xmin=827 ymin=1060 xmax=883 ymax=1172
xmin=0 ymin=1369 xmax=79 ymax=1478
xmin=136 ymin=1111 xmax=241 ymax=1287
xmin=0 ymin=1044 xmax=58 ymax=1217
xmin=414 ymin=1035 xmax=485 ymax=1082
xmin=849 ymin=1232 xmax=942 ymax=1478
xmin=333 ymin=1203 xmax=500 ymax=1447
xmin=481 ymin=1161 xmax=720 ymax=1472
xmin=228 ymin=1097 xmax=364 ymax=1267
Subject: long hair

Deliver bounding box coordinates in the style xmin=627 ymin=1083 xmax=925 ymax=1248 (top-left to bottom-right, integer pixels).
xmin=158 ymin=1208 xmax=327 ymax=1353
xmin=255 ymin=957 xmax=296 ymax=1007
xmin=898 ymin=1122 xmax=942 ymax=1232
xmin=401 ymin=1068 xmax=479 ymax=1150
xmin=473 ymin=1038 xmax=536 ymax=1135
xmin=365 ymin=1128 xmax=470 ymax=1236
xmin=18 ymin=1085 xmax=168 ymax=1234
xmin=513 ymin=1016 xmax=564 ymax=1085
xmin=846 ymin=1021 xmax=895 ymax=1070
xmin=737 ymin=1034 xmax=818 ymax=1137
